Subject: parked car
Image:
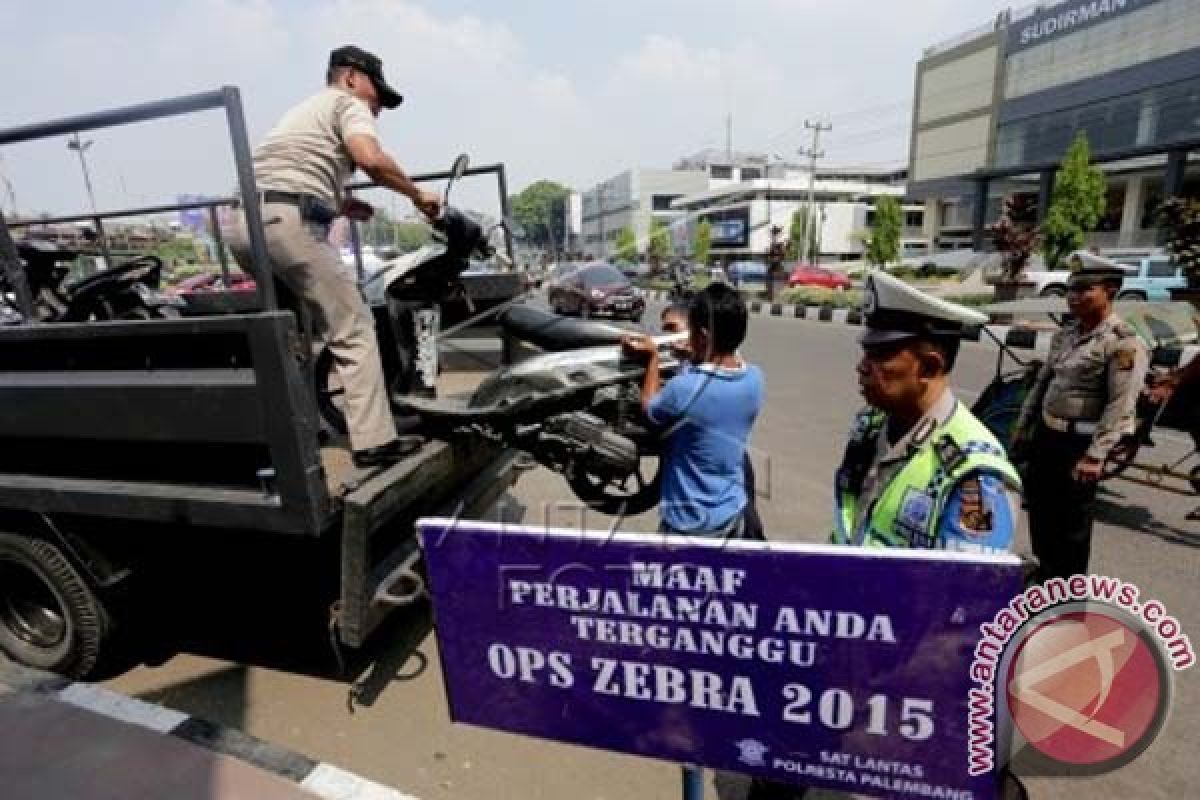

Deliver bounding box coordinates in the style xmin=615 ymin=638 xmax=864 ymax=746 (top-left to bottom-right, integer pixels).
xmin=787 ymin=264 xmax=852 ymax=290
xmin=1009 ymin=249 xmax=1166 ymax=297
xmin=547 ymin=261 xmax=645 ymax=321
xmin=1114 ymin=254 xmax=1185 ymax=301
xmin=170 ymin=271 xmax=257 ymax=295
xmin=726 ymin=260 xmax=767 ymax=286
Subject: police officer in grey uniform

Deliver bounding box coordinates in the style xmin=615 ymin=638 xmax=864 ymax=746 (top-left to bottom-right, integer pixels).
xmin=227 ymin=46 xmax=441 ymax=468
xmin=1014 ymin=258 xmax=1149 ymax=581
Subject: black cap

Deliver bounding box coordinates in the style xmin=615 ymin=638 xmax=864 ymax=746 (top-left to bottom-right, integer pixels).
xmin=329 ymin=45 xmax=403 ymax=109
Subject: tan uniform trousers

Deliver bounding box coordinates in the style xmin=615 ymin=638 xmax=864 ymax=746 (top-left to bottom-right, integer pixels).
xmin=227 ymin=202 xmax=398 ymax=451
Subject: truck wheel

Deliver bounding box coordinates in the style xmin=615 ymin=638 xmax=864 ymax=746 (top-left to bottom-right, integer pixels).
xmin=0 ymin=532 xmax=108 ymax=679
xmin=1118 ymin=291 xmax=1147 ymax=302
xmin=1040 ymin=285 xmax=1066 ymax=298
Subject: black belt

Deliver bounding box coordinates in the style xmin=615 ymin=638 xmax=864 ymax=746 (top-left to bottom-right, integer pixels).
xmin=234 ymin=191 xmax=336 ymax=225
xmin=233 ymin=190 xmax=306 ymax=208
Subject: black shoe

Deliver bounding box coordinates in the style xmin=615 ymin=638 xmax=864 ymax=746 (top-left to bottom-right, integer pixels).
xmin=352 ymin=436 xmax=424 ymax=469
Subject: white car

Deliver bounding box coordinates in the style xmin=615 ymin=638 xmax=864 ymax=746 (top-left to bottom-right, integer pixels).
xmin=1019 ymin=249 xmax=1163 ymax=297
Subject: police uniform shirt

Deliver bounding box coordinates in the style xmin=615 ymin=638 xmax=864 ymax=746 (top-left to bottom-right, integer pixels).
xmin=856 ymin=390 xmax=1019 ymax=554
xmin=252 ymin=87 xmax=380 ymax=210
xmin=1022 ymin=312 xmax=1149 ymax=461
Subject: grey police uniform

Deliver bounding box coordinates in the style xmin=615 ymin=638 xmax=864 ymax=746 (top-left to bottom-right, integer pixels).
xmin=225 ymin=86 xmax=398 ymax=453
xmin=1016 ymin=299 xmax=1148 ymax=581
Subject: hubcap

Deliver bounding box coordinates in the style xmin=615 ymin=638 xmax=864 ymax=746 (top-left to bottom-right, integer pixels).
xmin=0 ymin=561 xmax=67 ymax=649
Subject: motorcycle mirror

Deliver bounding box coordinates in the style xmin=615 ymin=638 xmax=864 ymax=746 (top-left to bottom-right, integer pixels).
xmin=444 ymin=153 xmax=470 ymax=204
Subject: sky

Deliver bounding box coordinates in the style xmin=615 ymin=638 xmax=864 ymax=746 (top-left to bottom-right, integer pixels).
xmin=0 ymin=0 xmax=1014 ymax=219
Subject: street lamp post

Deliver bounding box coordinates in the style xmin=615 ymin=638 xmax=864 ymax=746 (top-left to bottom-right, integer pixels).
xmin=67 ymin=133 xmax=98 ymax=218
xmin=67 ymin=132 xmax=112 ymax=272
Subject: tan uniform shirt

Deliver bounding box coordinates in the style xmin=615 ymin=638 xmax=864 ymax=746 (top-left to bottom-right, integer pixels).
xmin=1017 ymin=313 xmax=1149 ymax=461
xmin=252 ymin=87 xmax=378 ymax=209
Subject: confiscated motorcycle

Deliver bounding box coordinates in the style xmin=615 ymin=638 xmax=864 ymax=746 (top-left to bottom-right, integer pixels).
xmin=0 ymin=238 xmax=183 ymax=323
xmin=401 ymin=305 xmax=683 ymax=516
xmin=316 ymin=154 xmax=504 ymax=429
xmin=314 ymin=154 xmax=678 ymax=515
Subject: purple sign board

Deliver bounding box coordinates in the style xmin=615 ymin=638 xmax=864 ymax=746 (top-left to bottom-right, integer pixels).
xmin=418 ymin=519 xmax=1023 ymax=798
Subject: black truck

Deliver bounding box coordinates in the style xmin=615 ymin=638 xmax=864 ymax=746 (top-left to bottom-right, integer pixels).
xmin=0 ymin=88 xmax=521 ymax=678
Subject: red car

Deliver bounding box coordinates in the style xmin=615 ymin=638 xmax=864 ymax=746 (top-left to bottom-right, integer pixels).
xmin=786 ymin=264 xmax=852 ymax=290
xmin=171 ymin=271 xmax=257 ymax=295
xmin=547 ymin=262 xmax=645 ymax=322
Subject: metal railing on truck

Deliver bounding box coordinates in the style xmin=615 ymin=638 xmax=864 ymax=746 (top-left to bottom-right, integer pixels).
xmin=0 ymin=88 xmax=332 ymax=534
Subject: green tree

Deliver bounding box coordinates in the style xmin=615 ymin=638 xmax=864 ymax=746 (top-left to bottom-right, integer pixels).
xmin=1041 ymin=132 xmax=1107 ymax=269
xmin=510 ymin=180 xmax=570 ymax=255
xmin=864 ymin=196 xmax=902 ymax=267
xmin=614 ymin=226 xmax=638 ymax=262
xmin=693 ymin=219 xmax=712 ymax=264
xmin=647 ymin=218 xmax=673 ymax=267
xmin=787 ymin=207 xmax=821 ymax=262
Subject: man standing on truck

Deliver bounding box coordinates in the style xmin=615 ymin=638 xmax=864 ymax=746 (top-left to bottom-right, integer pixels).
xmin=227 ymin=45 xmax=442 ymax=468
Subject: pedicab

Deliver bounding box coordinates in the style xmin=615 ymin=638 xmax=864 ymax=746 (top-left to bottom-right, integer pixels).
xmin=971 ymin=297 xmax=1200 ymax=501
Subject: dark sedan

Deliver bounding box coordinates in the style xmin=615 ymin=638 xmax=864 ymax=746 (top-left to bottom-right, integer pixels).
xmin=547 ymin=262 xmax=645 ymax=322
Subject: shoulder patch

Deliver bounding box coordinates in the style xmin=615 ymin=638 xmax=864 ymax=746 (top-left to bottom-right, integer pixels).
xmin=955 ymin=477 xmax=994 ymax=536
xmin=1115 ymin=348 xmax=1136 ymax=371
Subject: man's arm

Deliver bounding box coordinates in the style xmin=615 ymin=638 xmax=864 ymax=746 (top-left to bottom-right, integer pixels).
xmin=345 ymin=134 xmax=441 ymax=217
xmin=1086 ymin=333 xmax=1149 ymax=464
xmin=621 ymin=334 xmax=662 ymax=414
xmin=1012 ymin=337 xmax=1059 ymax=445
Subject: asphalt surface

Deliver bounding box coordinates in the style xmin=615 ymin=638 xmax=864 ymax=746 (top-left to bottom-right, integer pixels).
xmin=105 ymin=300 xmax=1199 ymax=800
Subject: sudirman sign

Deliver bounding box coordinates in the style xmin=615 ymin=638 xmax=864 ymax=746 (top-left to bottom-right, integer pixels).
xmin=1008 ymin=0 xmax=1164 ymax=53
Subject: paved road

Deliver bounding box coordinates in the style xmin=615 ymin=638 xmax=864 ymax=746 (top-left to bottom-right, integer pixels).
xmin=106 ymin=302 xmax=1198 ymax=800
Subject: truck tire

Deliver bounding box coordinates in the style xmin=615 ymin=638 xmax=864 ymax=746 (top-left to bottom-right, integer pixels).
xmin=1040 ymin=285 xmax=1067 ymax=298
xmin=1118 ymin=291 xmax=1147 ymax=302
xmin=0 ymin=532 xmax=108 ymax=679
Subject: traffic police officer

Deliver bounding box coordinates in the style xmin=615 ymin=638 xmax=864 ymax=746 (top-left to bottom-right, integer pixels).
xmin=833 ymin=271 xmax=1022 ymax=553
xmin=1014 ymin=257 xmax=1149 ymax=581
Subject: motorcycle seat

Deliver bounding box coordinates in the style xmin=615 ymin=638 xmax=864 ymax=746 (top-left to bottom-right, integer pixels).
xmin=500 ymin=304 xmax=629 ymax=352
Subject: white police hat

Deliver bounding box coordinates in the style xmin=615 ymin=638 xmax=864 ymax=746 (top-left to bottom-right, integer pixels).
xmin=860 ymin=269 xmax=987 ymax=346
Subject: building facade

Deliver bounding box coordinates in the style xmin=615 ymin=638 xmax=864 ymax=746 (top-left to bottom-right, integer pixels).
xmin=909 ymin=0 xmax=1200 ymax=252
xmin=671 ymin=166 xmax=922 ymax=263
xmin=582 ymin=151 xmax=920 ymax=263
xmin=580 ymin=168 xmax=709 ymax=259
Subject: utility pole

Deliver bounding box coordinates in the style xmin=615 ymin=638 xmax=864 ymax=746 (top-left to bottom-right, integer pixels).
xmin=726 ymin=113 xmax=733 ymax=163
xmin=799 ymin=120 xmax=831 ymax=264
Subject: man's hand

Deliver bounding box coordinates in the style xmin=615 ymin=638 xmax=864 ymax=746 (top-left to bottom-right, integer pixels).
xmin=1146 ymin=372 xmax=1179 ymax=406
xmin=622 ymin=333 xmax=658 ymax=361
xmin=1072 ymin=455 xmax=1104 ymax=484
xmin=413 ymin=189 xmax=442 ymax=220
xmin=341 ymin=197 xmax=374 ymax=222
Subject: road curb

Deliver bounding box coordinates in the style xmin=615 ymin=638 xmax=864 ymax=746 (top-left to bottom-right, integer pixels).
xmin=635 ymin=288 xmax=1200 ymax=365
xmin=0 ymin=660 xmax=419 ymax=800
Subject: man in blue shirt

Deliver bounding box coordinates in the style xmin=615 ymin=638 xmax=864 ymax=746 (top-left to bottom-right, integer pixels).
xmin=623 ymin=284 xmax=764 ymax=537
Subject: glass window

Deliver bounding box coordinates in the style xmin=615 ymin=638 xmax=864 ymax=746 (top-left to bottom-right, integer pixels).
xmin=1147 ymin=259 xmax=1177 ymax=278
xmin=741 ymin=168 xmax=762 ymax=180
xmin=710 ymin=165 xmax=733 ymax=179
xmin=652 ymin=194 xmax=681 ymax=211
